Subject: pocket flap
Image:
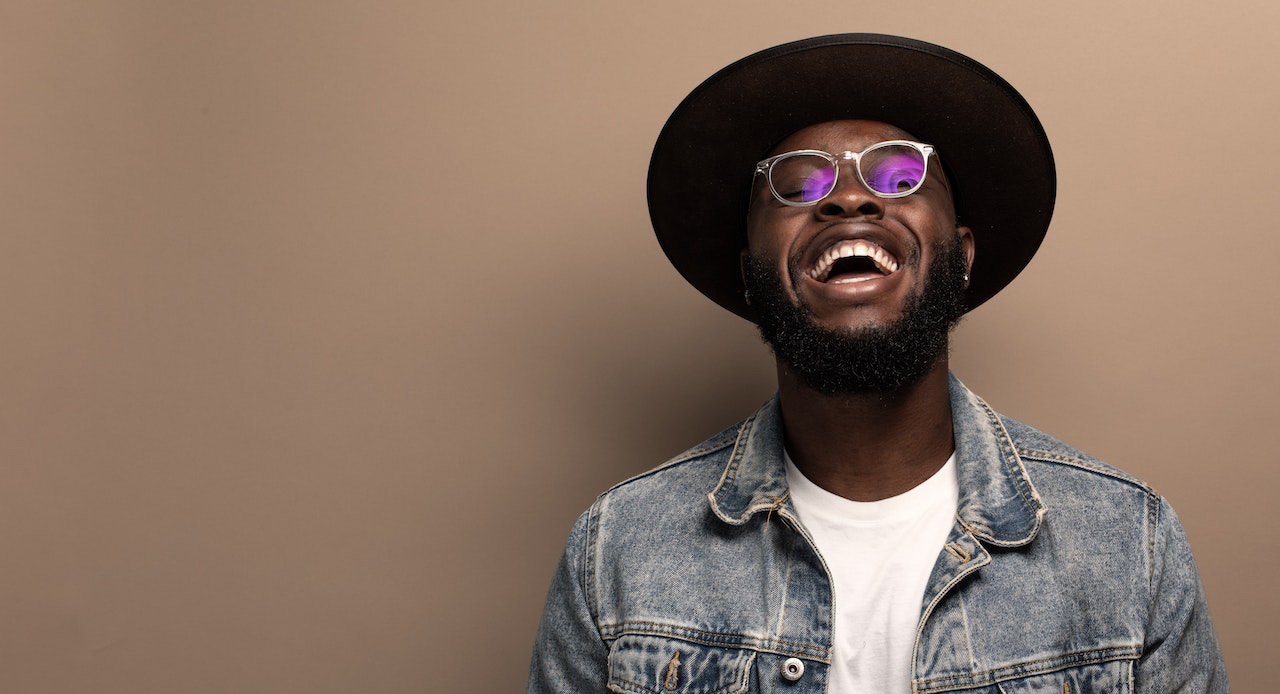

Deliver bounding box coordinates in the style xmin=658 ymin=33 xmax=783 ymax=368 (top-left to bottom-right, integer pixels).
xmin=607 ymin=634 xmax=756 ymax=694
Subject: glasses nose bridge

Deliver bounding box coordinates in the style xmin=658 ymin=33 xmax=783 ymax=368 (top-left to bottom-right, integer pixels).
xmin=824 ymin=150 xmax=876 ymax=200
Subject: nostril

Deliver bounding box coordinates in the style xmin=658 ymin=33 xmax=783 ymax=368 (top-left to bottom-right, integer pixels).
xmin=817 ymin=196 xmax=884 ymax=218
xmin=817 ymin=199 xmax=883 ymax=218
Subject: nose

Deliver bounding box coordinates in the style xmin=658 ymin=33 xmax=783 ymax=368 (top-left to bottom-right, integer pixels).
xmin=816 ymin=162 xmax=885 ymax=219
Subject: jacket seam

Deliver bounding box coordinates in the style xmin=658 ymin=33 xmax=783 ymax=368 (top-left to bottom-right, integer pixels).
xmin=914 ymin=645 xmax=1141 ymax=691
xmin=772 ymin=517 xmax=798 ymax=636
xmin=608 ymin=650 xmax=757 ymax=694
xmin=967 ymin=396 xmax=1042 ymax=546
xmin=956 ymin=589 xmax=977 ymax=673
xmin=985 ymin=408 xmax=1039 ymax=514
xmin=601 ymin=621 xmax=829 ymax=661
xmin=713 ymin=417 xmax=753 ymax=498
xmin=585 ymin=498 xmax=603 ymax=635
xmin=706 ymin=414 xmax=757 ymax=522
xmin=1146 ymin=492 xmax=1161 ymax=595
xmin=1015 ymin=447 xmax=1153 ymax=493
xmin=910 ymin=543 xmax=992 ymax=684
xmin=599 ymin=430 xmax=740 ymax=497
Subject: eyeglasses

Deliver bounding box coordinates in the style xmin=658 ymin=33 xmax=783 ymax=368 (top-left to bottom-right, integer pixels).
xmin=754 ymin=140 xmax=936 ymax=206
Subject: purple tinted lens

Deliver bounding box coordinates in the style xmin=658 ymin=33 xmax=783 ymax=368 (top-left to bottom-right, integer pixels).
xmin=863 ymin=146 xmax=925 ymax=195
xmin=798 ymin=168 xmax=835 ymax=202
xmin=770 ymin=154 xmax=836 ymax=203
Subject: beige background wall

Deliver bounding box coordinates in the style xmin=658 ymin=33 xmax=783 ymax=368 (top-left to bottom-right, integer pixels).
xmin=2 ymin=1 xmax=1275 ymax=692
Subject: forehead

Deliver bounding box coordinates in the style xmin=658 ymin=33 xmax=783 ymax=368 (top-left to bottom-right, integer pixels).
xmin=768 ymin=120 xmax=919 ymax=156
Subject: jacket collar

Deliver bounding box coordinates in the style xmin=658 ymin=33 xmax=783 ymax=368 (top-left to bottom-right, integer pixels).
xmin=706 ymin=373 xmax=1045 ymax=546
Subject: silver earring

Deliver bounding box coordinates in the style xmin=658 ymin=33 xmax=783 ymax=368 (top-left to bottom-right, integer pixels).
xmin=963 ymin=273 xmax=970 ymax=283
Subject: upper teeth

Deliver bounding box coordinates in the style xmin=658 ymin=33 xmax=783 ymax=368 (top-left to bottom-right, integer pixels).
xmin=810 ymin=239 xmax=899 ymax=281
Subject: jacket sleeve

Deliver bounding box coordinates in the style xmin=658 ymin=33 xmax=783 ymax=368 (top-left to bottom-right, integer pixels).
xmin=528 ymin=507 xmax=610 ymax=693
xmin=1135 ymin=497 xmax=1228 ymax=693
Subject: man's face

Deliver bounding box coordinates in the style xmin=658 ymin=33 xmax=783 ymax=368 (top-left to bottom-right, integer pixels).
xmin=742 ymin=119 xmax=975 ymax=394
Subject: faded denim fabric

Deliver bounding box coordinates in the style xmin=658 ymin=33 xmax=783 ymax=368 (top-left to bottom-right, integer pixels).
xmin=529 ymin=375 xmax=1227 ymax=693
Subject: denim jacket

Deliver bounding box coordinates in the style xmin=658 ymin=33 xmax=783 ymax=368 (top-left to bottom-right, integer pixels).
xmin=529 ymin=375 xmax=1227 ymax=693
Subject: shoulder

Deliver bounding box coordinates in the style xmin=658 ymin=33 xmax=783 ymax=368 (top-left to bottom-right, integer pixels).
xmin=589 ymin=420 xmax=743 ymax=513
xmin=993 ymin=414 xmax=1171 ymax=548
xmin=999 ymin=413 xmax=1158 ymax=496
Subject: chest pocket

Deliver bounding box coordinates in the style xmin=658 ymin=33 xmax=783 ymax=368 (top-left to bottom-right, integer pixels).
xmin=607 ymin=634 xmax=757 ymax=694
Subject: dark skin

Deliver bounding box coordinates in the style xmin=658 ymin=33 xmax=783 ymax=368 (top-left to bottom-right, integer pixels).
xmin=743 ymin=120 xmax=975 ymax=502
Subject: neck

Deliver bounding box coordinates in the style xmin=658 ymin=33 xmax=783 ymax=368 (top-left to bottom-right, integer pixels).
xmin=778 ymin=358 xmax=955 ymax=502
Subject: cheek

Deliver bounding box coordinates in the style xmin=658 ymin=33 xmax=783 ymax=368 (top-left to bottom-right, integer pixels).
xmin=744 ymin=211 xmax=764 ymax=250
xmin=744 ymin=207 xmax=776 ymax=258
xmin=745 ymin=200 xmax=805 ymax=260
xmin=902 ymin=206 xmax=959 ymax=246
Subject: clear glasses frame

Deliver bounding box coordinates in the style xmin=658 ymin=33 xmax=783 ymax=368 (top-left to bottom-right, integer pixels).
xmin=753 ymin=140 xmax=936 ymax=206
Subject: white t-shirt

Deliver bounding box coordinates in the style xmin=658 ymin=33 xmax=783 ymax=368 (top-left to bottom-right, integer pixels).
xmin=784 ymin=451 xmax=959 ymax=694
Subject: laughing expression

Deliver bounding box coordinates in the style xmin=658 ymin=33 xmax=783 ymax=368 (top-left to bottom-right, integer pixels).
xmin=745 ymin=120 xmax=974 ymax=332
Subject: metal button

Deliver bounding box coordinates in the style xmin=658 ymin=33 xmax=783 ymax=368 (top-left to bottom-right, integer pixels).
xmin=781 ymin=657 xmax=805 ymax=681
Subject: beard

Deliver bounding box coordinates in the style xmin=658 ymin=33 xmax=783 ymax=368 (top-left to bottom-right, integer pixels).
xmin=742 ymin=236 xmax=969 ymax=396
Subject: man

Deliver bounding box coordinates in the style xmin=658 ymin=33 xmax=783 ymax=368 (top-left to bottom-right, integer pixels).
xmin=529 ymin=34 xmax=1226 ymax=693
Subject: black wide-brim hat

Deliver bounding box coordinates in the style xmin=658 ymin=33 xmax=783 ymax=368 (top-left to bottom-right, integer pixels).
xmin=647 ymin=34 xmax=1055 ymax=320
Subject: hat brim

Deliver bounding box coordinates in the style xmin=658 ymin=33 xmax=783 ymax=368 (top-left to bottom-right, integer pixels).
xmin=647 ymin=34 xmax=1055 ymax=320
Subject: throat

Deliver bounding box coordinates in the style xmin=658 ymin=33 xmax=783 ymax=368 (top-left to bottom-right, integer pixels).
xmin=777 ymin=363 xmax=957 ymax=501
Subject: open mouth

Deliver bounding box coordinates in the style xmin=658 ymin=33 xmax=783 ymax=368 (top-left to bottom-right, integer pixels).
xmin=808 ymin=239 xmax=900 ymax=284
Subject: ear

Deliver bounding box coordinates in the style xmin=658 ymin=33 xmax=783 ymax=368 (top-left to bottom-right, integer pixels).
xmin=957 ymin=225 xmax=975 ymax=285
xmin=739 ymin=248 xmax=751 ymax=304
